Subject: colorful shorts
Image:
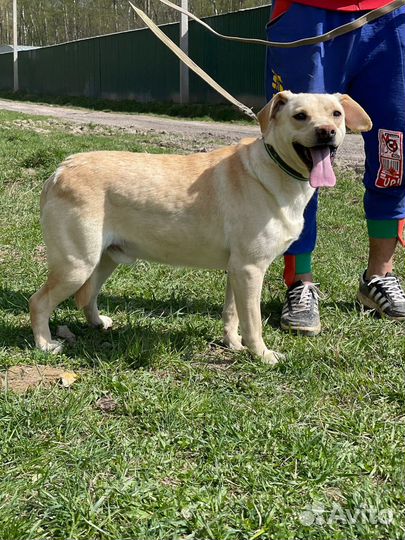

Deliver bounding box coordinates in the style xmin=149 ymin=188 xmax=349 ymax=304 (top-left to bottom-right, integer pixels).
xmin=265 ymin=4 xmax=405 ymax=254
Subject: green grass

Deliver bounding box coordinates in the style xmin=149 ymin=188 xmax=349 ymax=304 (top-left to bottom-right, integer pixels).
xmin=1 ymin=110 xmax=405 ymax=540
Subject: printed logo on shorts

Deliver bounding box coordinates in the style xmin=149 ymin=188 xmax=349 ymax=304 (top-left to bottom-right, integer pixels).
xmin=272 ymin=70 xmax=284 ymax=93
xmin=375 ymin=129 xmax=403 ymax=188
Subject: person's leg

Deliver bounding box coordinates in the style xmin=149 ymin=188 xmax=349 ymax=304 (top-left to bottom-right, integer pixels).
xmin=348 ymin=7 xmax=405 ymax=318
xmin=366 ymin=237 xmax=397 ymax=279
xmin=283 ymin=193 xmax=318 ymax=286
xmin=266 ymin=5 xmax=358 ymax=333
xmin=281 ymin=195 xmax=320 ymax=335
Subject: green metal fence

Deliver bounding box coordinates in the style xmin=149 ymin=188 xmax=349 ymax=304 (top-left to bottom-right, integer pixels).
xmin=0 ymin=5 xmax=269 ymax=107
xmin=0 ymin=53 xmax=13 ymax=91
xmin=189 ymin=7 xmax=268 ymax=106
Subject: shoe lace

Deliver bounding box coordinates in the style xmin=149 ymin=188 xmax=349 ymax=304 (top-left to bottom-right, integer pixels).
xmin=288 ymin=283 xmax=320 ymax=313
xmin=368 ymin=275 xmax=405 ymax=303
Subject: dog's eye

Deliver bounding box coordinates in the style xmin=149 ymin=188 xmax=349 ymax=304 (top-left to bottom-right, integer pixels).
xmin=333 ymin=110 xmax=342 ymax=117
xmin=293 ymin=112 xmax=307 ymax=121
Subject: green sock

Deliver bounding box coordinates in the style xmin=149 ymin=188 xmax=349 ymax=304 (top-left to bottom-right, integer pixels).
xmin=295 ymin=253 xmax=312 ymax=275
xmin=367 ymin=219 xmax=399 ymax=239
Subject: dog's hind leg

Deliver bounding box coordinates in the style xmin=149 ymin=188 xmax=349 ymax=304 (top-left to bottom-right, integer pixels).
xmin=30 ymin=221 xmax=104 ymax=353
xmin=75 ymin=252 xmax=118 ymax=330
xmin=222 ymin=274 xmax=244 ymax=351
xmin=30 ymin=261 xmax=98 ymax=353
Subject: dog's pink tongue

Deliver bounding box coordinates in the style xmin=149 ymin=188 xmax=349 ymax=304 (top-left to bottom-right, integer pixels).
xmin=309 ymin=147 xmax=336 ymax=188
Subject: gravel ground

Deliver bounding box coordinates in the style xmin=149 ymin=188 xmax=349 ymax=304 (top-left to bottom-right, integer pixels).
xmin=0 ymin=98 xmax=366 ymax=170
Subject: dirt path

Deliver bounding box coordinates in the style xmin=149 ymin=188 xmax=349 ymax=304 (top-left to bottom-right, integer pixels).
xmin=0 ymin=98 xmax=365 ymax=169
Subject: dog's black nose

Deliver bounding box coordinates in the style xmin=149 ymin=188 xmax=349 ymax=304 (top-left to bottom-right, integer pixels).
xmin=316 ymin=125 xmax=336 ymax=144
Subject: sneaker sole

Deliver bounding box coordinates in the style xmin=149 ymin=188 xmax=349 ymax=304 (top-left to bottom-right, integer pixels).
xmin=357 ymin=291 xmax=405 ymax=321
xmin=280 ymin=321 xmax=321 ymax=336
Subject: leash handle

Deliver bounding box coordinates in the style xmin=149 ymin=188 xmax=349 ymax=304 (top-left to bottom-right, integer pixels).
xmin=158 ymin=0 xmax=405 ymax=48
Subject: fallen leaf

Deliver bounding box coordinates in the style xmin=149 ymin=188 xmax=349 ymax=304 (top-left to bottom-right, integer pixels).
xmin=60 ymin=371 xmax=79 ymax=387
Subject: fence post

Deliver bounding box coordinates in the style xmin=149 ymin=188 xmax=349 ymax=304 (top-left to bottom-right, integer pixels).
xmin=13 ymin=0 xmax=19 ymax=92
xmin=179 ymin=0 xmax=189 ymax=103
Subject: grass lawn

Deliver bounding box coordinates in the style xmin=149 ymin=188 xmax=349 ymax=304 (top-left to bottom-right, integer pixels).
xmin=0 ymin=110 xmax=404 ymax=540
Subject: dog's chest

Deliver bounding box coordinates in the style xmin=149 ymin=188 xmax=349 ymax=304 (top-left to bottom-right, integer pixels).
xmin=243 ymin=188 xmax=311 ymax=262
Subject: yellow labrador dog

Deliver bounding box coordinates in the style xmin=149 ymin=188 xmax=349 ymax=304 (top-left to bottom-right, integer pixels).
xmin=30 ymin=91 xmax=371 ymax=363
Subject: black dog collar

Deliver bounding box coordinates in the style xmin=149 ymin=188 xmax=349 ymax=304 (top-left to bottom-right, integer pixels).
xmin=263 ymin=140 xmax=309 ymax=182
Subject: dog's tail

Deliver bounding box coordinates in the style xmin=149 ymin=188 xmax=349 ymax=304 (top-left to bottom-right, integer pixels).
xmin=40 ymin=173 xmax=56 ymax=211
xmin=40 ymin=160 xmax=72 ymax=212
xmin=40 ymin=163 xmax=67 ymax=212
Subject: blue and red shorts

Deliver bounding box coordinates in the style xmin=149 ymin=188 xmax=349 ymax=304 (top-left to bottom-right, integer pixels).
xmin=265 ymin=3 xmax=405 ymax=262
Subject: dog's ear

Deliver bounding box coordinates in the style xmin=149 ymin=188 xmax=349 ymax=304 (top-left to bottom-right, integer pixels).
xmin=258 ymin=90 xmax=293 ymax=133
xmin=337 ymin=94 xmax=372 ymax=132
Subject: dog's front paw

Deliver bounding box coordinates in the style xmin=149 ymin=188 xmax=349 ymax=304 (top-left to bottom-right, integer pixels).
xmin=262 ymin=349 xmax=284 ymax=365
